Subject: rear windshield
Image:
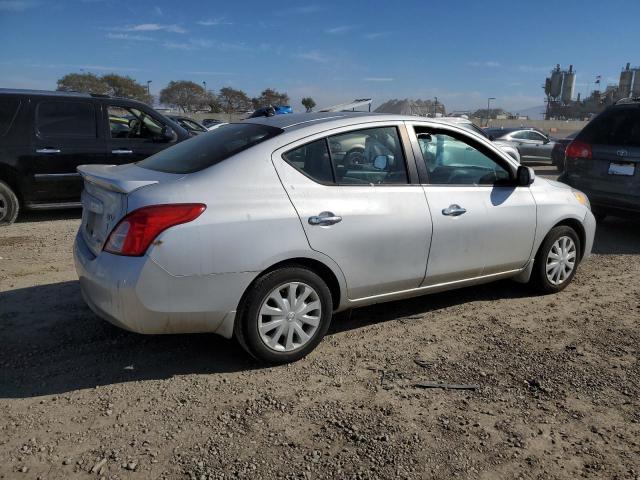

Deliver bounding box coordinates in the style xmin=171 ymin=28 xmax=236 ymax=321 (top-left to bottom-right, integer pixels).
xmin=137 ymin=123 xmax=283 ymax=174
xmin=580 ymin=107 xmax=640 ymax=147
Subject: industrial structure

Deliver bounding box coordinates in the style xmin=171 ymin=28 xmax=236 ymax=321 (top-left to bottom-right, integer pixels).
xmin=544 ymin=62 xmax=640 ymax=120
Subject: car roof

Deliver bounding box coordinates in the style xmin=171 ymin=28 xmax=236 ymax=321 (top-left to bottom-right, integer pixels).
xmin=0 ymin=88 xmax=146 ymax=105
xmin=242 ymin=112 xmax=485 ymax=132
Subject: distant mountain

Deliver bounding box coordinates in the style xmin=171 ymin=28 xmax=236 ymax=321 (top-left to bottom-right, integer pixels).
xmin=512 ymin=105 xmax=546 ymax=119
xmin=375 ymin=98 xmax=445 ymax=116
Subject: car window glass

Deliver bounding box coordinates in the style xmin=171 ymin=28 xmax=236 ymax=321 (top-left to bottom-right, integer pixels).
xmin=0 ymin=98 xmax=21 ymax=136
xmin=37 ymin=101 xmax=96 ymax=138
xmin=580 ymin=108 xmax=640 ymax=147
xmin=329 ymin=126 xmax=408 ymax=184
xmin=138 ymin=123 xmax=282 ymax=174
xmin=282 ymin=139 xmax=333 ymax=183
xmin=511 ymin=131 xmax=529 ymax=140
xmin=417 ymin=132 xmax=511 ymax=185
xmin=527 ymin=131 xmax=545 ymax=141
xmin=107 ymin=106 xmax=163 ymax=140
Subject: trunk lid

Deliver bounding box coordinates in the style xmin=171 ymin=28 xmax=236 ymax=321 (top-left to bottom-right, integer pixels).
xmin=77 ymin=163 xmax=166 ymax=256
xmin=585 ymin=144 xmax=640 ymax=196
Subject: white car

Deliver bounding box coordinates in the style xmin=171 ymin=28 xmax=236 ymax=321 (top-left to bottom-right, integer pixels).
xmin=75 ymin=112 xmax=594 ymax=364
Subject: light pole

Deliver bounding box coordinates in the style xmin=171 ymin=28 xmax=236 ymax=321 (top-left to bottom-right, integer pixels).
xmin=486 ymin=97 xmax=495 ymax=126
xmin=146 ymin=80 xmax=152 ymax=96
xmin=434 ymin=96 xmax=438 ymax=117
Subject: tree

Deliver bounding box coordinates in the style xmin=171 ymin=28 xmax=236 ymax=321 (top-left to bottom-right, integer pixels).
xmin=56 ymin=73 xmax=109 ymax=95
xmin=56 ymin=73 xmax=151 ymax=103
xmin=218 ymin=87 xmax=251 ymax=114
xmin=159 ymin=81 xmax=208 ymax=112
xmin=102 ymin=74 xmax=151 ymax=104
xmin=255 ymin=88 xmax=290 ymax=108
xmin=301 ymin=97 xmax=316 ymax=112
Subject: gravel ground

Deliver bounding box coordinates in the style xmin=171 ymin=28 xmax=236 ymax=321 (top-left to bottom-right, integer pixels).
xmin=1 ymin=186 xmax=639 ymax=479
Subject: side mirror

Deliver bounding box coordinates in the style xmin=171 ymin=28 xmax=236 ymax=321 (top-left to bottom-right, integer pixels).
xmin=488 ymin=134 xmax=495 ymax=141
xmin=517 ymin=165 xmax=535 ymax=186
xmin=543 ymin=137 xmax=550 ymax=144
xmin=161 ymin=126 xmax=175 ymax=142
xmin=373 ymin=155 xmax=389 ymax=170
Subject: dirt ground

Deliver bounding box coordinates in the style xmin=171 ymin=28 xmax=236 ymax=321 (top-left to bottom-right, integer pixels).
xmin=1 ymin=172 xmax=639 ymax=479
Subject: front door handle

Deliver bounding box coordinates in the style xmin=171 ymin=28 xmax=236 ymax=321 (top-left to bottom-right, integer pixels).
xmin=35 ymin=148 xmax=61 ymax=154
xmin=112 ymin=149 xmax=133 ymax=155
xmin=308 ymin=211 xmax=342 ymax=226
xmin=442 ymin=204 xmax=467 ymax=216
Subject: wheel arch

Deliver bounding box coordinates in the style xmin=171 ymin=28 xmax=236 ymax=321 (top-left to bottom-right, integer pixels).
xmin=0 ymin=163 xmax=22 ymax=204
xmin=551 ymin=217 xmax=586 ymax=260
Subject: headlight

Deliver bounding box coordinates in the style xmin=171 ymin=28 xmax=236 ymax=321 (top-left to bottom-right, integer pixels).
xmin=572 ymin=190 xmax=591 ymax=210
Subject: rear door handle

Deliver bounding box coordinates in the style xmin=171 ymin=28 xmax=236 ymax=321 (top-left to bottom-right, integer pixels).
xmin=308 ymin=211 xmax=342 ymax=226
xmin=35 ymin=148 xmax=61 ymax=154
xmin=111 ymin=149 xmax=133 ymax=155
xmin=442 ymin=204 xmax=467 ymax=216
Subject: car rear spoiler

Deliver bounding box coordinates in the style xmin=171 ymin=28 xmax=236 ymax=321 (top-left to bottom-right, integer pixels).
xmin=77 ymin=164 xmax=159 ymax=194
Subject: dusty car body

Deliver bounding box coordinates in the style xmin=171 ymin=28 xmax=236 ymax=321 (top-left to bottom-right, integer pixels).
xmin=74 ymin=113 xmax=596 ymax=363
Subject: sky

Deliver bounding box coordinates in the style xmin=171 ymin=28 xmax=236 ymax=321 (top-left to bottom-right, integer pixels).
xmin=1 ymin=0 xmax=639 ymax=114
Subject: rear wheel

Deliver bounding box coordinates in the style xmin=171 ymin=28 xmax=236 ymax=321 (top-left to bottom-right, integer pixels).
xmin=0 ymin=180 xmax=19 ymax=226
xmin=531 ymin=226 xmax=581 ymax=294
xmin=235 ymin=266 xmax=333 ymax=364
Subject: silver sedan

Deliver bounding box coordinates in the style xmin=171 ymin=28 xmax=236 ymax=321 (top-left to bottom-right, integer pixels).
xmin=74 ymin=113 xmax=596 ymax=364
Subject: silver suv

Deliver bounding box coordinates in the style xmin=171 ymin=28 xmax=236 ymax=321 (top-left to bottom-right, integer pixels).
xmin=560 ymin=100 xmax=640 ymax=221
xmin=74 ymin=113 xmax=596 ymax=364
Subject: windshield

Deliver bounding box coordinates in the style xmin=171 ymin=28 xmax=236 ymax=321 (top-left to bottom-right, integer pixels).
xmin=138 ymin=123 xmax=283 ymax=174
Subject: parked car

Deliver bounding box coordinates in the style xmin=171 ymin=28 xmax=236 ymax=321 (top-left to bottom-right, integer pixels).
xmin=201 ymin=118 xmax=223 ymax=128
xmin=74 ymin=112 xmax=595 ymax=364
xmin=485 ymin=127 xmax=555 ymax=163
xmin=551 ymin=131 xmax=578 ymax=171
xmin=167 ymin=115 xmax=208 ymax=135
xmin=0 ymin=89 xmax=190 ymax=225
xmin=440 ymin=117 xmax=521 ymax=163
xmin=559 ymin=99 xmax=640 ymax=221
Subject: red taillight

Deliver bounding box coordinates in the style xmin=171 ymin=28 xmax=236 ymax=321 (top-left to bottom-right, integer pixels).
xmin=565 ymin=140 xmax=592 ymax=159
xmin=104 ymin=204 xmax=206 ymax=256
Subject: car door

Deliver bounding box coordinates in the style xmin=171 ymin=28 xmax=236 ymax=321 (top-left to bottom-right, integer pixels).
xmin=29 ymin=98 xmax=106 ymax=203
xmin=408 ymin=123 xmax=536 ymax=285
xmin=272 ymin=123 xmax=432 ymax=300
xmin=104 ymin=103 xmax=176 ymax=164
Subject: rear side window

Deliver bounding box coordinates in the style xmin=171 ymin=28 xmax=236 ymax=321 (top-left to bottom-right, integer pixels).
xmin=0 ymin=97 xmax=21 ymax=136
xmin=138 ymin=123 xmax=282 ymax=174
xmin=37 ymin=101 xmax=97 ymax=138
xmin=282 ymin=139 xmax=333 ymax=183
xmin=580 ymin=107 xmax=640 ymax=147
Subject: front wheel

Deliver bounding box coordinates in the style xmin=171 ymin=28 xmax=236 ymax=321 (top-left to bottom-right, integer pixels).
xmin=530 ymin=226 xmax=581 ymax=294
xmin=235 ymin=266 xmax=333 ymax=364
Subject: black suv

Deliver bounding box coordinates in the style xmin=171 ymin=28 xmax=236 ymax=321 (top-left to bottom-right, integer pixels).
xmin=0 ymin=89 xmax=190 ymax=225
xmin=559 ymin=98 xmax=640 ymax=221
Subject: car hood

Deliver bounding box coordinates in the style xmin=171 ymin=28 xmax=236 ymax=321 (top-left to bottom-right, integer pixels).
xmin=534 ymin=176 xmax=573 ymax=191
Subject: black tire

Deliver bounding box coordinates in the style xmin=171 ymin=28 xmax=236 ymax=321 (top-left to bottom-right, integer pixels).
xmin=530 ymin=225 xmax=581 ymax=294
xmin=0 ymin=180 xmax=19 ymax=226
xmin=235 ymin=266 xmax=333 ymax=364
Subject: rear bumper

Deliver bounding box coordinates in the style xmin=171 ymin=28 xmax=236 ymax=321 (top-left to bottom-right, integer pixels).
xmin=560 ymin=174 xmax=640 ymax=214
xmin=73 ymin=232 xmax=255 ymax=337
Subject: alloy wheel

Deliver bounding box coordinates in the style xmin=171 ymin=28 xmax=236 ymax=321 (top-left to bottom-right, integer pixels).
xmin=258 ymin=282 xmax=322 ymax=352
xmin=546 ymin=236 xmax=577 ymax=285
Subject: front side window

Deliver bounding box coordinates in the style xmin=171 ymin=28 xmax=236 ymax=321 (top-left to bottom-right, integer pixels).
xmin=138 ymin=123 xmax=282 ymax=174
xmin=416 ymin=131 xmax=511 ymax=185
xmin=107 ymin=106 xmax=163 ymax=140
xmin=36 ymin=101 xmax=96 ymax=138
xmin=526 ymin=131 xmax=547 ymax=142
